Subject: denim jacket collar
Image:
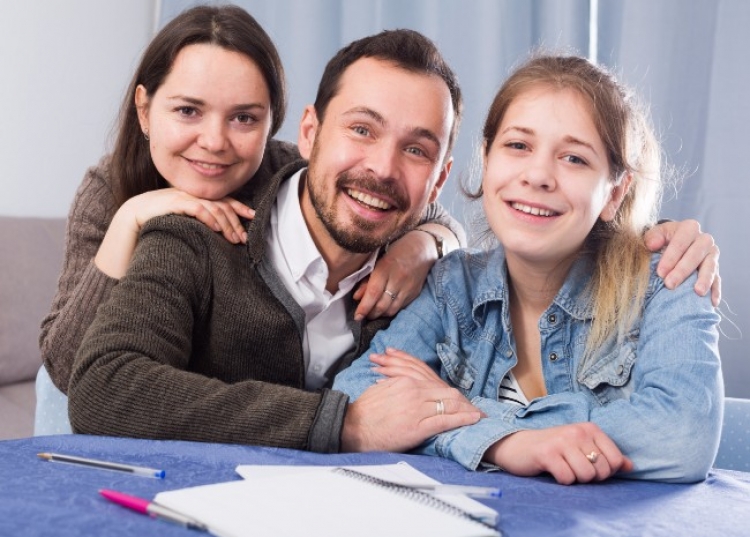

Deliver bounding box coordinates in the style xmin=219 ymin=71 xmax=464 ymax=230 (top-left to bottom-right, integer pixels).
xmin=469 ymin=247 xmax=596 ymax=325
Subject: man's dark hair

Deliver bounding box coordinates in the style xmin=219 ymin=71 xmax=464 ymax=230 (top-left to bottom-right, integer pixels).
xmin=313 ymin=29 xmax=463 ymax=156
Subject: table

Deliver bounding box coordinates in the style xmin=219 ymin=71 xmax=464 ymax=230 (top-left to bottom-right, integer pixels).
xmin=1 ymin=435 xmax=748 ymax=536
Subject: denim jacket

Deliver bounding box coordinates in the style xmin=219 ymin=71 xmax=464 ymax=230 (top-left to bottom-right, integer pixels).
xmin=334 ymin=247 xmax=723 ymax=483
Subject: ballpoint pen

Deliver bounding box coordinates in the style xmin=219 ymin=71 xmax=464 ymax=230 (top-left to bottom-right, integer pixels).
xmin=402 ymin=483 xmax=502 ymax=499
xmin=99 ymin=489 xmax=208 ymax=532
xmin=37 ymin=452 xmax=166 ymax=479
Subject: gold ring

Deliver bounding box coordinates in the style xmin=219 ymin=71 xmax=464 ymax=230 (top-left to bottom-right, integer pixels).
xmin=586 ymin=451 xmax=599 ymax=464
xmin=436 ymin=399 xmax=445 ymax=416
xmin=384 ymin=289 xmax=397 ymax=301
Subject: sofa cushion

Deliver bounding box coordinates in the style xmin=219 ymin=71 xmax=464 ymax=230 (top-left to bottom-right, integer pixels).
xmin=0 ymin=216 xmax=66 ymax=385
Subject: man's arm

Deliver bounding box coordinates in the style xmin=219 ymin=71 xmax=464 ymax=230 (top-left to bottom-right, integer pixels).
xmin=645 ymin=219 xmax=720 ymax=305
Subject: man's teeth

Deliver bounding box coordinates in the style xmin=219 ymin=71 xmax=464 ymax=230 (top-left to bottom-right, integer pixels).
xmin=347 ymin=189 xmax=392 ymax=210
xmin=511 ymin=202 xmax=556 ymax=217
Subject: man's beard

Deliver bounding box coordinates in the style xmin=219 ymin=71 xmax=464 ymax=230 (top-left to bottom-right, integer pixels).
xmin=306 ymin=167 xmax=421 ymax=254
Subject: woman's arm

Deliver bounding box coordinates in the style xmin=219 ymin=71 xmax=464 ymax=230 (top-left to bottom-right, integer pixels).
xmin=413 ymin=269 xmax=722 ymax=483
xmin=39 ymin=160 xmax=120 ymax=393
xmin=68 ymin=216 xmax=344 ymax=450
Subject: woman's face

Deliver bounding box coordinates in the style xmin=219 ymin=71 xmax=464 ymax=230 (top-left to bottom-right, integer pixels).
xmin=136 ymin=43 xmax=272 ymax=200
xmin=482 ymin=86 xmax=626 ymax=267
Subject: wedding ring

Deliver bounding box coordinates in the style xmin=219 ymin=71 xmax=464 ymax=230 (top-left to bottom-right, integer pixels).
xmin=384 ymin=289 xmax=398 ymax=301
xmin=436 ymin=399 xmax=445 ymax=416
xmin=586 ymin=451 xmax=599 ymax=464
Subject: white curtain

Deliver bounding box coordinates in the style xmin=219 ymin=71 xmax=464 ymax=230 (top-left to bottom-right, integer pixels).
xmin=160 ymin=0 xmax=748 ymax=398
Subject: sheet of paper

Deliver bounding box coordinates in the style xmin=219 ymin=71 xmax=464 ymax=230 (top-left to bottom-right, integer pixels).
xmin=235 ymin=461 xmax=499 ymax=526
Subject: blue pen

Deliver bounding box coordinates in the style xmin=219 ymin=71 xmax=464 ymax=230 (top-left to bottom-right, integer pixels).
xmin=401 ymin=483 xmax=502 ymax=499
xmin=38 ymin=452 xmax=166 ymax=479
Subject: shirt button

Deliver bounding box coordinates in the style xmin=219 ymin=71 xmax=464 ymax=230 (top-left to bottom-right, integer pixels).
xmin=548 ymin=314 xmax=557 ymax=323
xmin=616 ymin=365 xmax=624 ymax=375
xmin=549 ymin=352 xmax=558 ymax=362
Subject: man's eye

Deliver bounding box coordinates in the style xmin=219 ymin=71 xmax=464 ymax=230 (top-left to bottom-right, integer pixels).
xmin=236 ymin=114 xmax=256 ymax=125
xmin=352 ymin=126 xmax=370 ymax=136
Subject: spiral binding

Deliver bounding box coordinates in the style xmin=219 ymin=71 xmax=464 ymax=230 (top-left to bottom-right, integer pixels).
xmin=333 ymin=467 xmax=497 ymax=531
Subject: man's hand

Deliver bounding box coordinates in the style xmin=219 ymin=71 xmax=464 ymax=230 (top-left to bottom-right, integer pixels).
xmin=644 ymin=219 xmax=721 ymax=306
xmin=340 ymin=376 xmax=481 ymax=453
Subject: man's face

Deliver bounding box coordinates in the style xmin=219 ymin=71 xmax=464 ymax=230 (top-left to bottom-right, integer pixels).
xmin=297 ymin=57 xmax=454 ymax=254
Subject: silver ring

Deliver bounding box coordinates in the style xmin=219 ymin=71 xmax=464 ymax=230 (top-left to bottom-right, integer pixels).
xmin=384 ymin=289 xmax=397 ymax=301
xmin=436 ymin=399 xmax=445 ymax=416
xmin=586 ymin=451 xmax=599 ymax=464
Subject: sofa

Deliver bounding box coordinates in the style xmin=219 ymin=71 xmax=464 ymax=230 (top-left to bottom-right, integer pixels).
xmin=0 ymin=216 xmax=66 ymax=439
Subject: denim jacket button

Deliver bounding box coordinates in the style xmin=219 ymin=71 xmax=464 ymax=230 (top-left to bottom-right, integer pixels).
xmin=548 ymin=314 xmax=557 ymax=323
xmin=616 ymin=364 xmax=624 ymax=375
xmin=549 ymin=352 xmax=558 ymax=362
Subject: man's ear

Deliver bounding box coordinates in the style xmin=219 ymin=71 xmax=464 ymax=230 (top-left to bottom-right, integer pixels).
xmin=600 ymin=172 xmax=633 ymax=222
xmin=428 ymin=157 xmax=453 ymax=204
xmin=297 ymin=105 xmax=320 ymax=160
xmin=134 ymin=85 xmax=150 ymax=134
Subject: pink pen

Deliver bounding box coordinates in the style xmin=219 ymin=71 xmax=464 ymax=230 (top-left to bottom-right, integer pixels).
xmin=99 ymin=489 xmax=208 ymax=532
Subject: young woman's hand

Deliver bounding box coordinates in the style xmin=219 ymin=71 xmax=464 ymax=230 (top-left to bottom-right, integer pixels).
xmin=484 ymin=423 xmax=633 ymax=485
xmin=95 ymin=188 xmax=255 ymax=278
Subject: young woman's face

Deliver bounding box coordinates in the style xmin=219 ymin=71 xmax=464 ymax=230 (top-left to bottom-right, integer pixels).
xmin=482 ymin=86 xmax=626 ymax=267
xmin=136 ymin=44 xmax=272 ymax=200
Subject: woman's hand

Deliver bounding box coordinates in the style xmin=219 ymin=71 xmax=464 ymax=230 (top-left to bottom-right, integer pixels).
xmin=353 ymin=225 xmax=457 ymax=321
xmin=484 ymin=423 xmax=633 ymax=485
xmin=95 ymin=188 xmax=255 ymax=278
xmin=369 ymin=347 xmax=446 ymax=385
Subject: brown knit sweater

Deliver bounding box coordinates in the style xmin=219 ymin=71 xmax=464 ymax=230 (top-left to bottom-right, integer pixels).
xmin=66 ymin=155 xmax=463 ymax=452
xmin=40 ymin=140 xmax=300 ymax=394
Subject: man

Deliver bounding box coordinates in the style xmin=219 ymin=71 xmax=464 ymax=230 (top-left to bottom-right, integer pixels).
xmin=69 ymin=30 xmax=719 ymax=453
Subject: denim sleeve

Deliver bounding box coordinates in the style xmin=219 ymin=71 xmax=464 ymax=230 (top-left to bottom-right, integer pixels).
xmin=415 ymin=272 xmax=723 ymax=483
xmin=333 ymin=272 xmax=447 ymax=400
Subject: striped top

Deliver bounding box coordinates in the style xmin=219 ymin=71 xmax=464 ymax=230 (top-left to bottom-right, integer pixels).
xmin=498 ymin=372 xmax=530 ymax=407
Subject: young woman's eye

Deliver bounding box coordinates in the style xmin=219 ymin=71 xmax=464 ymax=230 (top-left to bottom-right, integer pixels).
xmin=505 ymin=141 xmax=528 ymax=151
xmin=565 ymin=154 xmax=588 ymax=166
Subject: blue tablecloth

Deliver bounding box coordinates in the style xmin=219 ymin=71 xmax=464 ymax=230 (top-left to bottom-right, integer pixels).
xmin=1 ymin=435 xmax=748 ymax=536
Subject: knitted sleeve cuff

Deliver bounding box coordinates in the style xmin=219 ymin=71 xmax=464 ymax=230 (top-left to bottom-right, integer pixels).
xmin=307 ymin=389 xmax=349 ymax=453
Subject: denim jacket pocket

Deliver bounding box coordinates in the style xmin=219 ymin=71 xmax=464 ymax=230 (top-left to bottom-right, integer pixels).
xmin=578 ymin=329 xmax=639 ymax=392
xmin=437 ymin=341 xmax=476 ymax=392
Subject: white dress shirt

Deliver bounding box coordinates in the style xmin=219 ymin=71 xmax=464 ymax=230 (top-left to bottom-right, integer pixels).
xmin=265 ymin=168 xmax=378 ymax=389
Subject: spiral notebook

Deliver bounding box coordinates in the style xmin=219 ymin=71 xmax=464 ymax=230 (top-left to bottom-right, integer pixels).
xmin=235 ymin=461 xmax=499 ymax=525
xmin=154 ymin=466 xmax=501 ymax=537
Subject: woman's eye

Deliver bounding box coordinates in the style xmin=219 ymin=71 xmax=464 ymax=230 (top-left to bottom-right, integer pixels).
xmin=565 ymin=154 xmax=588 ymax=166
xmin=505 ymin=141 xmax=527 ymax=151
xmin=176 ymin=106 xmax=198 ymax=117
